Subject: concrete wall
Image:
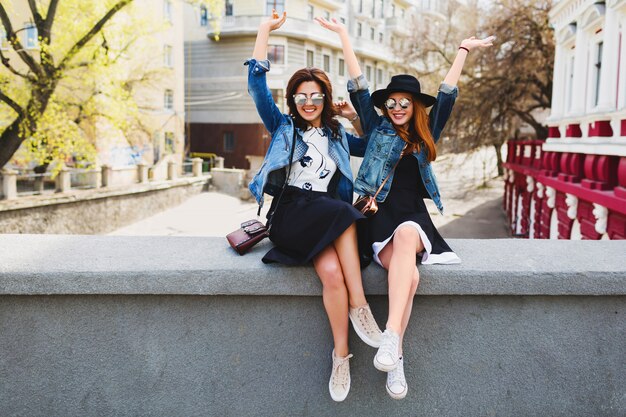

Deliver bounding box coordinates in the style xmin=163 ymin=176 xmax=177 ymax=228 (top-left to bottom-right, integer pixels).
xmin=0 ymin=178 xmax=209 ymax=234
xmin=0 ymin=236 xmax=624 ymax=417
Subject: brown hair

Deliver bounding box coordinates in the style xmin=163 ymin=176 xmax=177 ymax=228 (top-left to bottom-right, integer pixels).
xmin=286 ymin=68 xmax=340 ymax=139
xmin=382 ymin=95 xmax=437 ymax=162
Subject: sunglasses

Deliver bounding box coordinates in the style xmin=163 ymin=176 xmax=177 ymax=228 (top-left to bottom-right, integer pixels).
xmin=293 ymin=92 xmax=325 ymax=106
xmin=384 ymin=97 xmax=412 ymax=110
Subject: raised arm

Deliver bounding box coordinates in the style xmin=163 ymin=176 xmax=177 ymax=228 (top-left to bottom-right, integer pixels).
xmin=246 ymin=11 xmax=288 ymax=134
xmin=316 ymin=17 xmax=380 ymax=136
xmin=443 ymin=36 xmax=495 ymax=87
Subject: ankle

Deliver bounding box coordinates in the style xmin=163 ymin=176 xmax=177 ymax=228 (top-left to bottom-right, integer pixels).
xmin=334 ymin=347 xmax=349 ymax=358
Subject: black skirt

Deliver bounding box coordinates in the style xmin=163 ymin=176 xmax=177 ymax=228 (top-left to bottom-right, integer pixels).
xmin=262 ymin=186 xmax=365 ymax=265
xmin=358 ymin=154 xmax=461 ymax=266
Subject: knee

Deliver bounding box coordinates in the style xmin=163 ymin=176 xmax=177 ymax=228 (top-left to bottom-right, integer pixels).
xmin=393 ymin=226 xmax=420 ymax=249
xmin=317 ymin=260 xmax=345 ymax=290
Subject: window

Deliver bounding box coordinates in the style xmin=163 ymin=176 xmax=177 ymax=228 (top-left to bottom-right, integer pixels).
xmin=271 ymin=89 xmax=284 ymax=112
xmin=357 ymin=23 xmax=362 ymax=37
xmin=0 ymin=28 xmax=8 ymax=50
xmin=223 ymin=132 xmax=235 ymax=152
xmin=324 ymin=11 xmax=330 ymax=20
xmin=370 ymin=27 xmax=375 ymax=40
xmin=339 ymin=17 xmax=346 ymax=24
xmin=164 ymin=89 xmax=174 ymax=110
xmin=377 ymin=68 xmax=383 ymax=84
xmin=359 ymin=0 xmax=363 ymax=13
xmin=371 ymin=0 xmax=375 ymax=18
xmin=338 ymin=58 xmax=345 ymax=76
xmin=366 ymin=65 xmax=372 ymax=81
xmin=24 ymin=23 xmax=37 ymax=49
xmin=391 ymin=4 xmax=395 ymax=17
xmin=401 ymin=8 xmax=405 ymax=18
xmin=379 ymin=32 xmax=383 ymax=43
xmin=306 ymin=50 xmax=314 ymax=67
xmin=200 ymin=6 xmax=208 ymax=25
xmin=225 ymin=0 xmax=233 ymax=16
xmin=323 ymin=54 xmax=330 ymax=72
xmin=379 ymin=0 xmax=384 ymax=17
xmin=164 ymin=132 xmax=175 ymax=154
xmin=164 ymin=0 xmax=173 ymax=23
xmin=307 ymin=5 xmax=314 ymax=20
xmin=268 ymin=45 xmax=285 ymax=64
xmin=164 ymin=45 xmax=173 ymax=67
xmin=266 ymin=0 xmax=285 ymax=15
xmin=594 ymin=41 xmax=603 ymax=107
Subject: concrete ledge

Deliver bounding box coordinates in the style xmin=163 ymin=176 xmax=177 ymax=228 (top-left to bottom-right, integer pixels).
xmin=1 ymin=236 xmax=624 ymax=416
xmin=0 ymin=235 xmax=624 ymax=296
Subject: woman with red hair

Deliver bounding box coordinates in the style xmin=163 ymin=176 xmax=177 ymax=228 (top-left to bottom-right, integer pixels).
xmin=318 ymin=16 xmax=494 ymax=399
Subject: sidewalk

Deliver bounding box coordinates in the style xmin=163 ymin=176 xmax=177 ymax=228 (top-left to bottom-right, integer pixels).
xmin=109 ymin=177 xmax=509 ymax=238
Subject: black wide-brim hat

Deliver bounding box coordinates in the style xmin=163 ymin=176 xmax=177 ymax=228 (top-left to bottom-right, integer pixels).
xmin=371 ymin=74 xmax=437 ymax=109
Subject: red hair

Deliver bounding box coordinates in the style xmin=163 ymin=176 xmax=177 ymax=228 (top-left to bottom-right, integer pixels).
xmin=382 ymin=96 xmax=437 ymax=162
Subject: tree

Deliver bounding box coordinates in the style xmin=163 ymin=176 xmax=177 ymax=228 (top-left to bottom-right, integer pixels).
xmin=0 ymin=0 xmax=221 ymax=172
xmin=400 ymin=0 xmax=554 ymax=175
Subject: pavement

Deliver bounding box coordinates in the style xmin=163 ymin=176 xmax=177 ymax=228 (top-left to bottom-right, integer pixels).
xmin=110 ymin=147 xmax=510 ymax=238
xmin=109 ymin=178 xmax=510 ymax=239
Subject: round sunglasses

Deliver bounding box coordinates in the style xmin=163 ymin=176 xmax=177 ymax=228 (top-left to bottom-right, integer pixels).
xmin=384 ymin=97 xmax=412 ymax=110
xmin=293 ymin=92 xmax=325 ymax=106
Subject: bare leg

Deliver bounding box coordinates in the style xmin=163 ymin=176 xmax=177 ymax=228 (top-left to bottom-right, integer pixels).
xmin=313 ymin=245 xmax=350 ymax=357
xmin=333 ymin=223 xmax=367 ymax=308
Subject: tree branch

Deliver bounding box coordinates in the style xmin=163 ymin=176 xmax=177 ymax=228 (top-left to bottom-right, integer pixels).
xmin=0 ymin=48 xmax=34 ymax=80
xmin=0 ymin=90 xmax=26 ymax=118
xmin=57 ymin=0 xmax=133 ymax=71
xmin=0 ymin=3 xmax=44 ymax=78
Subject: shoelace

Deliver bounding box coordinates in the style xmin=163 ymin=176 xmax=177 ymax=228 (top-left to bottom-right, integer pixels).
xmin=380 ymin=330 xmax=399 ymax=358
xmin=332 ymin=353 xmax=353 ymax=386
xmin=387 ymin=359 xmax=406 ymax=387
xmin=356 ymin=307 xmax=380 ymax=336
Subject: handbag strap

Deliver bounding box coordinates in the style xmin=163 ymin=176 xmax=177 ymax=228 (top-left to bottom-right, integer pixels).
xmin=371 ymin=145 xmax=406 ymax=199
xmin=264 ymin=130 xmax=298 ymax=230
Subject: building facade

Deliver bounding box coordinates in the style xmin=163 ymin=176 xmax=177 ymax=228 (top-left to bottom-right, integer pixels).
xmin=503 ymin=0 xmax=626 ymax=239
xmin=183 ymin=0 xmax=446 ymax=169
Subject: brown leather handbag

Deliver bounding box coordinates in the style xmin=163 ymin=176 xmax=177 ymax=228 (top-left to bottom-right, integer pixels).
xmin=226 ymin=130 xmax=297 ymax=255
xmin=353 ymin=150 xmax=404 ymax=217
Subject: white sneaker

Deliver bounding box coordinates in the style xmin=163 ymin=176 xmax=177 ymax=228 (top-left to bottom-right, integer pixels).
xmin=373 ymin=329 xmax=400 ymax=372
xmin=329 ymin=350 xmax=353 ymax=402
xmin=386 ymin=357 xmax=407 ymax=399
xmin=349 ymin=304 xmax=383 ymax=348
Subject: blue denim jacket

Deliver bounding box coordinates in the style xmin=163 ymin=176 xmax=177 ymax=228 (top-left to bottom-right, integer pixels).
xmin=245 ymin=59 xmax=366 ymax=208
xmin=347 ymin=74 xmax=457 ymax=214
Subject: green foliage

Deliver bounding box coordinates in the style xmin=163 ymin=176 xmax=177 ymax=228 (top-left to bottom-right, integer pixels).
xmin=0 ymin=0 xmax=222 ymax=171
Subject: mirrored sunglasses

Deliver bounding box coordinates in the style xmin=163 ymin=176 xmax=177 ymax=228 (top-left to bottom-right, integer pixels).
xmin=293 ymin=92 xmax=325 ymax=106
xmin=384 ymin=97 xmax=412 ymax=110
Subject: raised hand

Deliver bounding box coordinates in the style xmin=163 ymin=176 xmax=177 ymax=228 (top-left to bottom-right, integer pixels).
xmin=264 ymin=9 xmax=287 ymax=32
xmin=314 ymin=17 xmax=347 ymax=34
xmin=334 ymin=100 xmax=357 ymax=120
xmin=460 ymin=35 xmax=496 ymax=51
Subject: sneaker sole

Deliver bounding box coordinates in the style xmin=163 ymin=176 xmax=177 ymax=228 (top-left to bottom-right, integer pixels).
xmin=329 ymin=379 xmax=350 ymax=402
xmin=386 ymin=384 xmax=408 ymax=400
xmin=349 ymin=314 xmax=382 ymax=348
xmin=373 ymin=355 xmax=399 ymax=372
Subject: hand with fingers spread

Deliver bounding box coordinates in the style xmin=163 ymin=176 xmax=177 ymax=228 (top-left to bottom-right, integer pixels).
xmin=314 ymin=16 xmax=348 ymax=35
xmin=460 ymin=35 xmax=496 ymax=52
xmin=263 ymin=9 xmax=287 ymax=32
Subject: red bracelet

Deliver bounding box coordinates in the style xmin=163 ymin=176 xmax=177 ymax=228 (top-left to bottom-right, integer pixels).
xmin=459 ymin=46 xmax=470 ymax=53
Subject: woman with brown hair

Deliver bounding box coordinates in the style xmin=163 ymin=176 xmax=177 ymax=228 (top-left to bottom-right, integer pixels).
xmin=246 ymin=11 xmax=382 ymax=401
xmin=318 ymin=16 xmax=494 ymax=399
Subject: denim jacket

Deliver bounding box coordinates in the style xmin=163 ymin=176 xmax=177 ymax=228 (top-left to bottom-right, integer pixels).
xmin=245 ymin=58 xmax=366 ymax=208
xmin=347 ymin=74 xmax=457 ymax=214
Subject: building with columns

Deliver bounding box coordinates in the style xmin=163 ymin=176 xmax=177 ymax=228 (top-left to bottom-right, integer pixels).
xmin=183 ymin=0 xmax=447 ymax=169
xmin=503 ymin=0 xmax=626 ymax=239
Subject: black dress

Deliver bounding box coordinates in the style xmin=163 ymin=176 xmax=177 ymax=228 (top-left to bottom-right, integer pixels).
xmin=358 ymin=154 xmax=460 ymax=266
xmin=262 ymin=187 xmax=365 ymax=265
